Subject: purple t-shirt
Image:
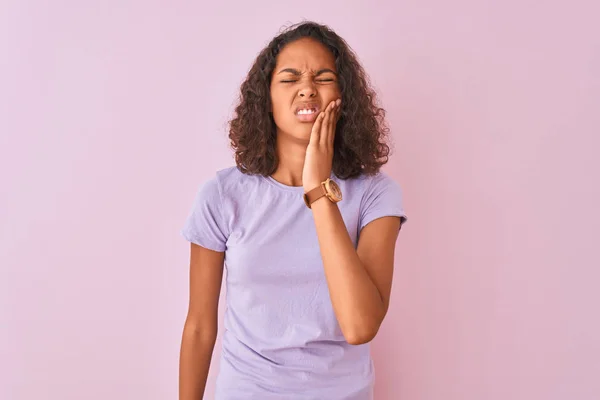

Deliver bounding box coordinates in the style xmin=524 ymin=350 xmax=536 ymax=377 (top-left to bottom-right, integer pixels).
xmin=181 ymin=166 xmax=407 ymax=400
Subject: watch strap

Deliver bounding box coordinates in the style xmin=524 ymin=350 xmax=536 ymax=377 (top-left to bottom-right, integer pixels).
xmin=303 ymin=183 xmax=327 ymax=208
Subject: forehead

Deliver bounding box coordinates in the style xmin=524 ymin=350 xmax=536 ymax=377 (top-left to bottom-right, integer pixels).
xmin=275 ymin=37 xmax=336 ymax=71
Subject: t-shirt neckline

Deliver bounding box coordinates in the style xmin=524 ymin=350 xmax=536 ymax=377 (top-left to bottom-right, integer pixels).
xmin=264 ymin=172 xmax=336 ymax=193
xmin=264 ymin=175 xmax=305 ymax=193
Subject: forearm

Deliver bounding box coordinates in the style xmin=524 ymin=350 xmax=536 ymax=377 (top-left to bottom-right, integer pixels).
xmin=311 ymin=198 xmax=385 ymax=344
xmin=179 ymin=324 xmax=216 ymax=400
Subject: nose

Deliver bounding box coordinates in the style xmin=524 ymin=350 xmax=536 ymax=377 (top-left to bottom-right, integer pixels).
xmin=298 ymin=81 xmax=317 ymax=98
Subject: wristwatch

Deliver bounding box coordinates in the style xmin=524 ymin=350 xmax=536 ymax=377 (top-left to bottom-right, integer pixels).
xmin=303 ymin=178 xmax=343 ymax=208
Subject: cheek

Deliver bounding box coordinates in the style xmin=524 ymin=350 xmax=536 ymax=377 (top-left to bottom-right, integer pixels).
xmin=323 ymin=86 xmax=342 ymax=104
xmin=271 ymin=101 xmax=289 ymax=122
xmin=270 ymin=102 xmax=295 ymax=131
xmin=270 ymin=89 xmax=289 ymax=113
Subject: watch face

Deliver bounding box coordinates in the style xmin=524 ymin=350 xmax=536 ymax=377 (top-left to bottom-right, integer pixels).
xmin=326 ymin=180 xmax=342 ymax=201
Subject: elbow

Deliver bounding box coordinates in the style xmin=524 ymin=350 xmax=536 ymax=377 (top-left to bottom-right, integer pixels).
xmin=342 ymin=324 xmax=381 ymax=346
xmin=346 ymin=334 xmax=374 ymax=346
xmin=340 ymin=307 xmax=386 ymax=345
xmin=182 ymin=319 xmax=218 ymax=343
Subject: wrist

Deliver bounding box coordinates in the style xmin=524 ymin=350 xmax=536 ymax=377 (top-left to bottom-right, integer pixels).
xmin=303 ymin=182 xmax=321 ymax=192
xmin=302 ymin=177 xmax=342 ymax=209
xmin=309 ymin=195 xmax=336 ymax=210
xmin=303 ymin=175 xmax=326 ymax=191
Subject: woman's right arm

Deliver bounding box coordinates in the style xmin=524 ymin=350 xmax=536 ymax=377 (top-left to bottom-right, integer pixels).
xmin=179 ymin=243 xmax=225 ymax=400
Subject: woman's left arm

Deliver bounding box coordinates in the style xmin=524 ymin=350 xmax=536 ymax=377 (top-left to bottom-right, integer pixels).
xmin=303 ymin=99 xmax=402 ymax=345
xmin=311 ymin=199 xmax=401 ymax=345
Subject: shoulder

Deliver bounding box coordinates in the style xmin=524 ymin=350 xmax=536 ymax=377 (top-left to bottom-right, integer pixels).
xmin=336 ymin=170 xmax=402 ymax=197
xmin=214 ymin=165 xmax=244 ymax=182
xmin=214 ymin=165 xmax=262 ymax=196
xmin=360 ymin=170 xmax=397 ymax=187
xmin=364 ymin=171 xmax=403 ymax=199
xmin=339 ymin=170 xmax=406 ymax=222
xmin=196 ymin=165 xmax=263 ymax=206
xmin=190 ymin=166 xmax=235 ymax=204
xmin=198 ymin=165 xmax=247 ymax=190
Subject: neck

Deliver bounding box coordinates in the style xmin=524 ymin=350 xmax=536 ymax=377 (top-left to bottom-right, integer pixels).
xmin=270 ymin=132 xmax=307 ymax=187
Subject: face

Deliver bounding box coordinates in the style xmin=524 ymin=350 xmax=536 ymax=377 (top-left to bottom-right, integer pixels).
xmin=270 ymin=37 xmax=341 ymax=141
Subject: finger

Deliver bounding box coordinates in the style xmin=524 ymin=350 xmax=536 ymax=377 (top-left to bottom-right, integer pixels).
xmin=320 ymin=101 xmax=335 ymax=147
xmin=327 ymin=105 xmax=337 ymax=148
xmin=330 ymin=104 xmax=339 ymax=147
xmin=320 ymin=104 xmax=332 ymax=147
xmin=335 ymin=99 xmax=342 ymax=124
xmin=328 ymin=100 xmax=341 ymax=147
xmin=310 ymin=111 xmax=325 ymax=146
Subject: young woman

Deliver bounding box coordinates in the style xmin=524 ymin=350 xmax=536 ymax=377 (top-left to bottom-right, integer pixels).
xmin=179 ymin=21 xmax=408 ymax=400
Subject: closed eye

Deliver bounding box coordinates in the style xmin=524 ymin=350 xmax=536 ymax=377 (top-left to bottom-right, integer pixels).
xmin=280 ymin=79 xmax=335 ymax=83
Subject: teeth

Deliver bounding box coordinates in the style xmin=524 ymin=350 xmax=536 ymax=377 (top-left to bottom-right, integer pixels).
xmin=298 ymin=109 xmax=316 ymax=115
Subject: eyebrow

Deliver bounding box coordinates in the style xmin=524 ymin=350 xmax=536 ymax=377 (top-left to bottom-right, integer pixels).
xmin=276 ymin=68 xmax=337 ymax=76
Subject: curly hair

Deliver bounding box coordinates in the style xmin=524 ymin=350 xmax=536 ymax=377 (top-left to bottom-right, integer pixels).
xmin=228 ymin=21 xmax=392 ymax=180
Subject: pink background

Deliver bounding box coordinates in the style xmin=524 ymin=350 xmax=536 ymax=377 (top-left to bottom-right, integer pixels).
xmin=2 ymin=1 xmax=599 ymax=399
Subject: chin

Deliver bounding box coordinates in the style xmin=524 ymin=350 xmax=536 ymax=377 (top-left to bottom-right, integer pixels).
xmin=279 ymin=125 xmax=312 ymax=142
xmin=295 ymin=127 xmax=313 ymax=142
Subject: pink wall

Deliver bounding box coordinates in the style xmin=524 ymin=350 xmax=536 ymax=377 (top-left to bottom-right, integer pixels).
xmin=2 ymin=1 xmax=599 ymax=399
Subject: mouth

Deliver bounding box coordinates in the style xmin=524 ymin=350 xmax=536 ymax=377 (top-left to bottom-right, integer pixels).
xmin=294 ymin=103 xmax=320 ymax=123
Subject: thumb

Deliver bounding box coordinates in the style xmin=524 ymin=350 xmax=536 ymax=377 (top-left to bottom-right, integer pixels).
xmin=309 ymin=112 xmax=325 ymax=146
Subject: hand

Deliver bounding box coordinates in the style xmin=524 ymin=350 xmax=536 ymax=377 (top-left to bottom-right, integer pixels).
xmin=302 ymin=98 xmax=342 ymax=192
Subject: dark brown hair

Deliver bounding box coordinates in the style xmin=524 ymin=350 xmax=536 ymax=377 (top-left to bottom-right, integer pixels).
xmin=229 ymin=21 xmax=392 ymax=179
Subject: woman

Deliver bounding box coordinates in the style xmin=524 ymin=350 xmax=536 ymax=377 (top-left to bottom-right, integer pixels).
xmin=179 ymin=21 xmax=408 ymax=400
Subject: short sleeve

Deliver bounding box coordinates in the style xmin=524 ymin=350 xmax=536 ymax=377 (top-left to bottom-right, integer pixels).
xmin=180 ymin=176 xmax=228 ymax=252
xmin=359 ymin=172 xmax=408 ymax=232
